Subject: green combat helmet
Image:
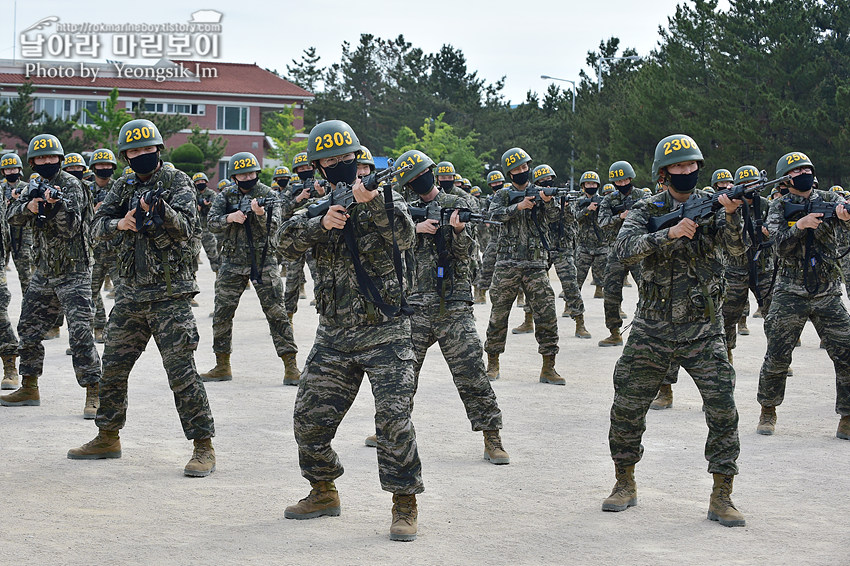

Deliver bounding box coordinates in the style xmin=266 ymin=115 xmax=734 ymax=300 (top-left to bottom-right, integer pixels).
xmin=602 ymin=183 xmax=615 ymax=195
xmin=357 ymin=146 xmax=375 ymax=172
xmin=435 ymin=161 xmax=455 ymax=177
xmin=1 ymin=153 xmax=24 ymax=170
xmin=501 ymin=147 xmax=531 ymax=173
xmin=89 ymin=148 xmax=117 ymax=168
xmin=217 ymin=179 xmax=229 ymax=191
xmin=532 ymin=164 xmax=557 ymax=184
xmin=228 ymin=152 xmax=261 ymax=178
xmin=306 ymin=120 xmax=361 ymax=162
xmin=711 ymin=168 xmax=733 ymax=187
xmin=734 ymin=165 xmax=760 ymax=184
xmin=162 ymin=161 xmax=175 ymax=169
xmin=117 ymin=119 xmax=164 ymax=157
xmin=470 ymin=186 xmax=481 ymax=197
xmin=608 ymin=161 xmax=636 ymax=183
xmin=62 ymin=153 xmax=86 ymax=170
xmin=395 ymin=149 xmax=435 ymax=186
xmin=27 ymin=133 xmax=65 ymax=161
xmin=461 ymin=177 xmax=472 ymax=190
xmin=273 ymin=166 xmax=291 ymax=181
xmin=579 ymin=171 xmax=601 ymax=187
xmin=487 ymin=170 xmax=505 ymax=184
xmin=292 ymin=151 xmax=310 ymax=171
xmin=776 ymin=151 xmax=814 ymax=177
xmin=651 ymin=134 xmax=704 ymax=183
xmin=192 ymin=172 xmax=209 ymax=183
xmin=123 ymin=166 xmax=134 ymax=176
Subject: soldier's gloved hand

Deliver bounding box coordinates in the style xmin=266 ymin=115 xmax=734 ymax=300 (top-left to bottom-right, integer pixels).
xmin=539 ymin=190 xmax=552 ymax=203
xmin=517 ymin=196 xmax=535 ymax=210
xmin=416 ymin=219 xmax=439 ymax=235
xmin=228 ymin=211 xmax=247 ymax=224
xmin=295 ymin=187 xmax=311 ymax=202
xmin=668 ymin=217 xmax=698 ymax=240
xmin=251 ymin=198 xmax=265 ymax=217
xmin=718 ymin=193 xmax=741 ymax=215
xmin=46 ymin=186 xmax=61 ymax=205
xmin=795 ymin=212 xmax=823 ymax=230
xmin=588 ymin=201 xmax=599 ymax=212
xmin=837 ymin=205 xmax=850 ymax=222
xmin=352 ymin=178 xmax=377 ymax=204
xmin=449 ymin=209 xmax=466 ymax=233
xmin=322 ymin=204 xmax=349 ymax=230
xmin=26 ymin=197 xmax=43 ymax=214
xmin=118 ymin=208 xmax=137 ymax=232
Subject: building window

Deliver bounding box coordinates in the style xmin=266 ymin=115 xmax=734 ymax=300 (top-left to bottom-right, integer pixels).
xmin=79 ymin=100 xmax=102 ymax=125
xmin=218 ymin=160 xmax=228 ymax=181
xmin=129 ymin=101 xmax=205 ymax=115
xmin=34 ymin=98 xmax=75 ymax=120
xmin=217 ymin=106 xmax=248 ymax=130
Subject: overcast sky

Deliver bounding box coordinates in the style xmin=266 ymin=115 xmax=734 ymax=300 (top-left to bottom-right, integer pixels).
xmin=0 ymin=0 xmax=730 ymax=104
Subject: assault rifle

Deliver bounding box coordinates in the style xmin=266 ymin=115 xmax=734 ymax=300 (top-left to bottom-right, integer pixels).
xmin=610 ymin=192 xmax=642 ymax=215
xmin=306 ymin=163 xmax=413 ymax=219
xmin=25 ymin=177 xmax=63 ymax=225
xmin=576 ymin=194 xmax=603 ymax=210
xmin=225 ymin=194 xmax=278 ymax=216
xmin=409 ymin=202 xmax=502 ymax=226
xmin=506 ymin=186 xmax=576 ymax=205
xmin=132 ymin=182 xmax=168 ymax=233
xmin=647 ymin=172 xmax=791 ymax=233
xmin=290 ymin=178 xmax=329 ymax=199
xmin=782 ymin=199 xmax=850 ymax=222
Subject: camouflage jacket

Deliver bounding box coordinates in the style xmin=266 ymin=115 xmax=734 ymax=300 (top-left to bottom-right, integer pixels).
xmin=724 ymin=195 xmax=773 ymax=273
xmin=196 ymin=186 xmax=217 ymax=229
xmin=574 ymin=193 xmax=609 ymax=253
xmin=93 ymin=166 xmax=199 ymax=302
xmin=616 ymin=188 xmax=745 ymax=340
xmin=408 ymin=190 xmax=476 ymax=305
xmin=8 ymin=170 xmax=92 ymax=276
xmin=277 ymin=188 xmax=415 ymax=349
xmin=488 ymin=184 xmax=561 ymax=268
xmin=208 ymin=182 xmax=281 ymax=270
xmin=1 ymin=179 xmax=27 ymax=260
xmin=90 ymin=178 xmax=117 ymax=257
xmin=768 ymin=189 xmax=850 ymax=297
xmin=547 ymin=194 xmax=578 ymax=253
xmin=598 ymin=187 xmax=650 ymax=243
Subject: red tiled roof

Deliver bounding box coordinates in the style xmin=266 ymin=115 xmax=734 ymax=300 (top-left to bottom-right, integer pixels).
xmin=0 ymin=60 xmax=313 ymax=98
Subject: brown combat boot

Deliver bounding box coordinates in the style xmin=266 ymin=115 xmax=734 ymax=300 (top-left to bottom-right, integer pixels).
xmin=602 ymin=464 xmax=637 ymax=512
xmin=184 ymin=438 xmax=216 ymax=477
xmin=0 ymin=375 xmax=40 ymax=406
xmin=738 ymin=317 xmax=750 ymax=336
xmin=649 ymin=384 xmax=673 ymax=410
xmin=511 ymin=311 xmax=534 ymax=334
xmin=539 ymin=355 xmax=564 ymax=385
xmin=285 ymin=481 xmax=341 ymax=519
xmin=483 ymin=430 xmax=510 ymax=464
xmin=598 ymin=328 xmax=623 ymax=347
xmin=1 ymin=355 xmax=19 ymax=390
xmin=623 ymin=275 xmax=633 ymax=287
xmin=756 ymin=405 xmax=777 ymax=435
xmin=201 ymin=353 xmax=232 ymax=382
xmin=83 ymin=384 xmax=99 ymax=419
xmin=574 ymin=314 xmax=591 ymax=339
xmin=287 ymin=312 xmax=294 ymax=326
xmin=753 ymin=306 xmax=763 ymax=318
xmin=516 ymin=291 xmax=525 ymax=307
xmin=708 ymin=473 xmax=746 ymax=527
xmin=486 ymin=353 xmax=500 ymax=381
xmin=474 ymin=287 xmax=487 ymax=304
xmin=299 ymin=283 xmax=306 ymax=299
xmin=93 ymin=328 xmax=105 ymax=344
xmin=390 ymin=494 xmax=418 ymax=541
xmin=619 ymin=307 xmax=628 ymax=320
xmin=103 ymin=275 xmax=113 ymax=292
xmin=594 ymin=286 xmax=604 ymax=299
xmin=45 ymin=326 xmax=60 ymax=340
xmin=282 ymin=353 xmax=300 ymax=386
xmin=836 ymin=416 xmax=850 ymax=440
xmin=364 ymin=434 xmax=378 ymax=447
xmin=727 ymin=347 xmax=734 ymax=365
xmin=67 ymin=429 xmax=121 ymax=460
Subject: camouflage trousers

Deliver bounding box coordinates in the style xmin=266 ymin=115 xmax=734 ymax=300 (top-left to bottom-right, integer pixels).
xmin=201 ymin=229 xmax=220 ymax=272
xmin=294 ymin=338 xmax=424 ymax=494
xmin=477 ymin=238 xmax=498 ymax=290
xmin=96 ymin=296 xmax=215 ymax=439
xmin=9 ymin=248 xmax=33 ymax=295
xmin=471 ymin=239 xmax=482 ymax=288
xmin=485 ymin=263 xmax=559 ymax=356
xmin=575 ymin=246 xmax=608 ymax=291
xmin=722 ymin=267 xmax=773 ymax=351
xmin=549 ymin=249 xmax=584 ymax=317
xmin=91 ymin=252 xmax=118 ymax=331
xmin=17 ymin=269 xmax=100 ymax=386
xmin=609 ymin=326 xmax=740 ymax=475
xmin=0 ymin=267 xmax=19 ymax=357
xmin=758 ymin=288 xmax=850 ymax=415
xmin=284 ymin=251 xmax=316 ymax=314
xmin=212 ymin=264 xmax=296 ymax=356
xmin=410 ymin=298 xmax=502 ymax=431
xmin=842 ymin=255 xmax=850 ymax=297
xmin=603 ymin=250 xmax=640 ymax=331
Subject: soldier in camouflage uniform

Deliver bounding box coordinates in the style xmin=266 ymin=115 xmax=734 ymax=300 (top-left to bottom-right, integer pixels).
xmin=830 ymin=185 xmax=850 ymax=297
xmin=277 ymin=120 xmax=422 ymax=542
xmin=598 ymin=161 xmax=647 ymax=347
xmin=574 ymin=171 xmax=608 ymax=306
xmin=66 ymin=119 xmax=216 ymax=477
xmin=0 ymin=134 xmax=101 ymax=419
xmin=284 ymin=152 xmax=321 ymax=316
xmin=603 ymin=134 xmax=745 ymax=528
xmin=192 ymin=172 xmax=220 ymax=273
xmin=87 ymin=149 xmax=120 ymax=343
xmin=484 ymin=148 xmax=562 ymax=385
xmin=756 ymin=152 xmax=850 ymax=440
xmin=476 ymin=171 xmax=506 ymax=301
xmin=201 ymin=151 xmax=299 ymax=386
xmin=0 ymin=153 xmax=21 ymax=390
xmin=375 ymin=149 xmax=509 ymax=463
xmin=3 ymin=155 xmax=33 ymax=295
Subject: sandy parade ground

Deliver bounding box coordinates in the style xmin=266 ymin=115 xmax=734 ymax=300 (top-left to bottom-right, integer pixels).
xmin=2 ymin=251 xmax=848 ymax=566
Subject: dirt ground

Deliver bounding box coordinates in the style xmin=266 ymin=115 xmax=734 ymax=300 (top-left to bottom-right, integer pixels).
xmin=2 ymin=256 xmax=848 ymax=566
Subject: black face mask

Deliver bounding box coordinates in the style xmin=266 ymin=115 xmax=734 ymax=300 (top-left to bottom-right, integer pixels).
xmin=779 ymin=187 xmax=790 ymax=196
xmin=669 ymin=171 xmax=699 ymax=194
xmin=4 ymin=173 xmax=20 ymax=183
xmin=584 ymin=186 xmax=598 ymax=196
xmin=321 ymin=159 xmax=358 ymax=186
xmin=791 ymin=172 xmax=814 ymax=192
xmin=489 ymin=182 xmax=504 ymax=191
xmin=408 ymin=170 xmax=435 ymax=195
xmin=297 ymin=169 xmax=313 ymax=182
xmin=94 ymin=167 xmax=114 ymax=179
xmin=237 ymin=178 xmax=258 ymax=191
xmin=33 ymin=161 xmax=61 ymax=179
xmin=277 ymin=179 xmax=289 ymax=190
xmin=510 ymin=170 xmax=529 ymax=186
xmin=438 ymin=179 xmax=454 ymax=191
xmin=195 ymin=182 xmax=207 ymax=191
xmin=616 ymin=182 xmax=633 ymax=195
xmin=67 ymin=170 xmax=85 ymax=180
xmin=538 ymin=179 xmax=554 ymax=188
xmin=128 ymin=151 xmax=160 ymax=176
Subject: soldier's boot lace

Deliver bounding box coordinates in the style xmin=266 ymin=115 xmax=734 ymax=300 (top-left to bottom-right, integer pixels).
xmin=184 ymin=438 xmax=216 ymax=477
xmin=708 ymin=473 xmax=746 ymax=527
xmin=483 ymin=430 xmax=510 ymax=464
xmin=390 ymin=494 xmax=417 ymax=541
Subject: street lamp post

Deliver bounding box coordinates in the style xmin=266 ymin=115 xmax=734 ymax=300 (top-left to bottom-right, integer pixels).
xmin=597 ymin=55 xmax=644 ymax=93
xmin=540 ymin=74 xmax=576 ymax=190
